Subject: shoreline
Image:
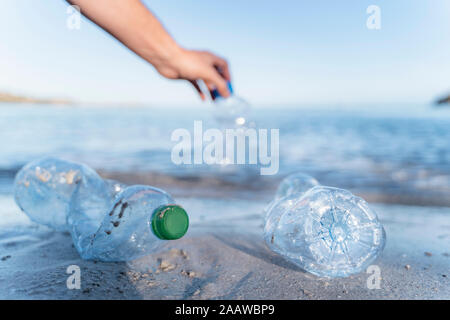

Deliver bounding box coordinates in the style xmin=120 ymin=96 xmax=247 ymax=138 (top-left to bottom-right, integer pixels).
xmin=2 ymin=167 xmax=450 ymax=207
xmin=99 ymin=170 xmax=450 ymax=208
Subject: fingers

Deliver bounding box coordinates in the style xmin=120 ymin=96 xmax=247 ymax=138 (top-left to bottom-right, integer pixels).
xmin=204 ymin=68 xmax=230 ymax=98
xmin=203 ymin=80 xmax=218 ymax=100
xmin=188 ymin=80 xmax=205 ymax=101
xmin=211 ymin=56 xmax=231 ymax=81
xmin=182 ymin=50 xmax=231 ymax=100
xmin=202 ymin=51 xmax=230 ymax=81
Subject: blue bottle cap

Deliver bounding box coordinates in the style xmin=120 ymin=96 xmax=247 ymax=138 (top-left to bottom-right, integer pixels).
xmin=211 ymin=81 xmax=233 ymax=99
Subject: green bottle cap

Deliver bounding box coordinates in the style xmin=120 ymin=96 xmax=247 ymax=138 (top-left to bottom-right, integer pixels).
xmin=151 ymin=205 xmax=189 ymax=240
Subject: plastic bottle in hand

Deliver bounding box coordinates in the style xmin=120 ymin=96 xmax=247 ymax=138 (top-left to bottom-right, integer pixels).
xmin=14 ymin=157 xmax=189 ymax=261
xmin=264 ymin=173 xmax=386 ymax=278
xmin=211 ymin=81 xmax=251 ymax=129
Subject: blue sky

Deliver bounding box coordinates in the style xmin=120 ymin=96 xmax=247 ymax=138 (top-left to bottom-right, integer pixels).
xmin=0 ymin=0 xmax=449 ymax=107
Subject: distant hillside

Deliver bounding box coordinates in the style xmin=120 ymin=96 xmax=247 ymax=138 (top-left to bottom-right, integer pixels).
xmin=436 ymin=94 xmax=450 ymax=105
xmin=0 ymin=92 xmax=72 ymax=105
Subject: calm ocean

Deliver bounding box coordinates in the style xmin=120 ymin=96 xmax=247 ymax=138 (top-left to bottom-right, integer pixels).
xmin=1 ymin=103 xmax=450 ymax=206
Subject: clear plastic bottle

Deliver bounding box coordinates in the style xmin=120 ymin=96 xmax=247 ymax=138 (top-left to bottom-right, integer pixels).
xmin=264 ymin=173 xmax=319 ymax=244
xmin=210 ymin=81 xmax=255 ymax=170
xmin=14 ymin=157 xmax=189 ymax=261
xmin=211 ymin=81 xmax=251 ymax=129
xmin=13 ymin=157 xmax=110 ymax=231
xmin=264 ymin=173 xmax=386 ymax=278
xmin=274 ymin=172 xmax=320 ymax=200
xmin=72 ymin=185 xmax=188 ymax=261
xmin=105 ymin=179 xmax=127 ymax=198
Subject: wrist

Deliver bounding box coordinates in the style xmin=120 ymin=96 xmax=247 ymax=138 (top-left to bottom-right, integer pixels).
xmin=143 ymin=37 xmax=184 ymax=70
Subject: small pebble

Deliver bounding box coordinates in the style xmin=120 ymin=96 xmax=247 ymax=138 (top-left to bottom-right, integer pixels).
xmin=159 ymin=260 xmax=175 ymax=272
xmin=302 ymin=289 xmax=312 ymax=297
xmin=405 ymin=265 xmax=411 ymax=270
xmin=181 ymin=270 xmax=197 ymax=278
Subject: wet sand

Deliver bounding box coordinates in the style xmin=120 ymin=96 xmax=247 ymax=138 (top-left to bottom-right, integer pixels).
xmin=0 ymin=194 xmax=449 ymax=299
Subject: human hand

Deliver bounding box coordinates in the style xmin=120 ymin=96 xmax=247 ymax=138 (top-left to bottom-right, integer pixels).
xmin=154 ymin=49 xmax=231 ymax=100
xmin=66 ymin=0 xmax=230 ymax=100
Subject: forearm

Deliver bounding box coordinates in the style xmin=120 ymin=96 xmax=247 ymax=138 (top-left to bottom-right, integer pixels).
xmin=67 ymin=0 xmax=182 ymax=69
xmin=66 ymin=0 xmax=230 ymax=98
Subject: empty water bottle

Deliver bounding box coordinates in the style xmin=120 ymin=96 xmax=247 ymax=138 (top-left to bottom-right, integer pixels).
xmin=211 ymin=81 xmax=251 ymax=129
xmin=264 ymin=173 xmax=319 ymax=234
xmin=105 ymin=179 xmax=127 ymax=198
xmin=14 ymin=157 xmax=189 ymax=261
xmin=13 ymin=157 xmax=109 ymax=231
xmin=274 ymin=172 xmax=320 ymax=200
xmin=69 ymin=184 xmax=189 ymax=261
xmin=264 ymin=173 xmax=386 ymax=278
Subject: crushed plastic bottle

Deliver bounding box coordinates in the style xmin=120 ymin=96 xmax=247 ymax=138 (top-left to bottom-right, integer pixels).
xmin=13 ymin=157 xmax=109 ymax=231
xmin=105 ymin=179 xmax=127 ymax=198
xmin=14 ymin=157 xmax=189 ymax=261
xmin=264 ymin=173 xmax=386 ymax=278
xmin=211 ymin=81 xmax=251 ymax=129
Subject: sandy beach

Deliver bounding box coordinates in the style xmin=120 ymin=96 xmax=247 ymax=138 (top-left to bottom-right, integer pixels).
xmin=1 ymin=183 xmax=449 ymax=300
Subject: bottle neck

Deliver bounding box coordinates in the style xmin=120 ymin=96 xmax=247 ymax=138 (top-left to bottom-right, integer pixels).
xmin=211 ymin=81 xmax=234 ymax=100
xmin=151 ymin=204 xmax=189 ymax=240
